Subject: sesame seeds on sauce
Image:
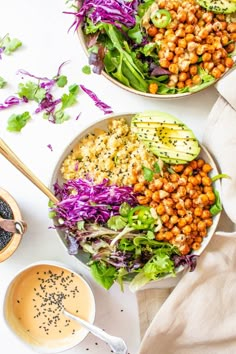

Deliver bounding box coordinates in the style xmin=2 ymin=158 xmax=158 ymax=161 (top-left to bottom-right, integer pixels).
xmin=7 ymin=264 xmax=94 ymax=345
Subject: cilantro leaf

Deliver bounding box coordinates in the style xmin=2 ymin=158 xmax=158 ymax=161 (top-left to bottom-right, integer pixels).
xmin=18 ymin=81 xmax=46 ymax=102
xmin=56 ymin=75 xmax=68 ymax=88
xmin=60 ymin=84 xmax=79 ymax=109
xmin=142 ymin=165 xmax=154 ymax=182
xmin=54 ymin=110 xmax=70 ymax=124
xmin=0 ymin=76 xmax=7 ymax=88
xmin=0 ymin=35 xmax=22 ymax=55
xmin=82 ymin=65 xmax=91 ymax=75
xmin=69 ymin=83 xmax=79 ymax=95
xmin=7 ymin=111 xmax=31 ymax=132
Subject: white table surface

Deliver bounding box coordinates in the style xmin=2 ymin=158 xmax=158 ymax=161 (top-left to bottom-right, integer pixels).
xmin=0 ymin=1 xmax=231 ymax=353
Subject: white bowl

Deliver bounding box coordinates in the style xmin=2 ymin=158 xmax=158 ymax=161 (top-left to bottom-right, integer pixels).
xmin=50 ymin=112 xmax=221 ymax=290
xmin=3 ymin=261 xmax=96 ymax=353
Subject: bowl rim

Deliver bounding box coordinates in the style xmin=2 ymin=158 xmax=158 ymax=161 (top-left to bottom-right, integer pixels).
xmin=0 ymin=188 xmax=23 ymax=262
xmin=3 ymin=260 xmax=96 ymax=353
xmin=49 ymin=112 xmax=222 ymax=290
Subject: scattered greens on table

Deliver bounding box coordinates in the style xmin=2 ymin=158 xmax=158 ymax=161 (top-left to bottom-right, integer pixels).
xmin=0 ymin=34 xmax=22 ymax=57
xmin=0 ymin=62 xmax=112 ymax=132
xmin=0 ymin=76 xmax=7 ymax=88
xmin=0 ymin=34 xmax=22 ymax=90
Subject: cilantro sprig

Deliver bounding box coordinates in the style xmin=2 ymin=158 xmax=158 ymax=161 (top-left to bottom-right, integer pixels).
xmin=7 ymin=112 xmax=31 ymax=132
xmin=0 ymin=77 xmax=7 ymax=89
xmin=0 ymin=34 xmax=22 ymax=56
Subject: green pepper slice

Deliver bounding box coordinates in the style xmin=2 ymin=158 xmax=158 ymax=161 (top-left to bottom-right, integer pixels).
xmin=151 ymin=9 xmax=171 ymax=28
xmin=128 ymin=206 xmax=155 ymax=230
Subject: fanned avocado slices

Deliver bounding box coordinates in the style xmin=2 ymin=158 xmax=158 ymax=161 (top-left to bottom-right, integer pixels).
xmin=197 ymin=0 xmax=236 ymax=14
xmin=131 ymin=111 xmax=201 ymax=164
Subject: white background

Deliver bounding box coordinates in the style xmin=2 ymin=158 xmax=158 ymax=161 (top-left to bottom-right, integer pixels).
xmin=0 ymin=0 xmax=226 ymax=353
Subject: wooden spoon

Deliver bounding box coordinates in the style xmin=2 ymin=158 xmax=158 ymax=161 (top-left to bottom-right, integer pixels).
xmin=0 ymin=138 xmax=58 ymax=204
xmin=0 ymin=218 xmax=26 ymax=234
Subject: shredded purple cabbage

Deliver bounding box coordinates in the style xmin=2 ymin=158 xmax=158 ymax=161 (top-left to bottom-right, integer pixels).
xmin=0 ymin=47 xmax=4 ymax=60
xmin=80 ymin=84 xmax=113 ymax=114
xmin=172 ymin=254 xmax=198 ymax=272
xmin=0 ymin=95 xmax=28 ymax=110
xmin=17 ymin=61 xmax=69 ymax=91
xmin=65 ymin=0 xmax=138 ymax=31
xmin=47 ymin=144 xmax=53 ymax=151
xmin=53 ymin=178 xmax=137 ymax=227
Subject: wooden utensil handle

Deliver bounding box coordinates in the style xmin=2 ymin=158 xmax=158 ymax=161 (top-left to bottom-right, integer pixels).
xmin=0 ymin=138 xmax=58 ymax=204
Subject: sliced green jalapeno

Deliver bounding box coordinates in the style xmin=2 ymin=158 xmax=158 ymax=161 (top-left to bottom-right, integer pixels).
xmin=151 ymin=9 xmax=171 ymax=28
xmin=128 ymin=206 xmax=155 ymax=230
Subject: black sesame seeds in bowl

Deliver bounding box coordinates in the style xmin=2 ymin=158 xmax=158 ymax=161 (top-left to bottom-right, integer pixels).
xmin=0 ymin=188 xmax=26 ymax=262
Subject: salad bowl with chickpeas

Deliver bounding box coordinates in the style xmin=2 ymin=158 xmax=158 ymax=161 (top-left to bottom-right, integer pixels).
xmin=66 ymin=0 xmax=236 ymax=98
xmin=49 ymin=112 xmax=222 ymax=291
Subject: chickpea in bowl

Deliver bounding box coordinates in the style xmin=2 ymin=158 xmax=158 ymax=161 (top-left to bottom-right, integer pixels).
xmin=69 ymin=0 xmax=236 ymax=98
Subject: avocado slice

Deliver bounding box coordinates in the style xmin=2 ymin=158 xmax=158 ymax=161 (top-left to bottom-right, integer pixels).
xmin=197 ymin=0 xmax=236 ymax=14
xmin=131 ymin=111 xmax=200 ymax=164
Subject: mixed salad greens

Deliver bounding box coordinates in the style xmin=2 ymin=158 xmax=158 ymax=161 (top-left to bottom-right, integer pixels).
xmin=66 ymin=0 xmax=236 ymax=95
xmin=51 ymin=176 xmax=199 ymax=292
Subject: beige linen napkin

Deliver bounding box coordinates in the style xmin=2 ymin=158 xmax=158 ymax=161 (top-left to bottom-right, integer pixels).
xmin=203 ymin=69 xmax=236 ymax=224
xmin=137 ymin=69 xmax=236 ymax=353
xmin=138 ymin=232 xmax=236 ymax=354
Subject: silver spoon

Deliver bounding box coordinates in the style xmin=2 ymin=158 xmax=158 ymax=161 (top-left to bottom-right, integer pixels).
xmin=63 ymin=309 xmax=128 ymax=354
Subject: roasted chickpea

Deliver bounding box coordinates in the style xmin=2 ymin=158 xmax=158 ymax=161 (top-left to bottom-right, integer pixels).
xmin=161 ymin=214 xmax=170 ymax=224
xmin=148 ymin=83 xmax=158 ymax=94
xmin=178 ymin=218 xmax=187 ymax=228
xmin=205 ymin=218 xmax=213 ymax=227
xmin=194 ymin=207 xmax=203 ymax=217
xmin=137 ymin=196 xmax=150 ymax=205
xmin=148 ymin=25 xmax=158 ymax=37
xmin=201 ymin=176 xmax=212 ymax=186
xmin=201 ymin=210 xmax=212 ymax=219
xmin=206 ymin=191 xmax=216 ymax=203
xmin=197 ymin=220 xmax=206 ymax=232
xmin=192 ymin=242 xmax=201 ymax=250
xmin=225 ymin=57 xmax=234 ymax=68
xmin=202 ymin=163 xmax=212 ymax=173
xmin=155 ymin=232 xmax=165 ymax=241
xmin=163 ymin=231 xmax=174 ymax=241
xmin=177 ymin=209 xmax=187 ymax=217
xmin=155 ymin=203 xmax=165 ymax=216
xmin=189 ymin=64 xmax=198 ymax=76
xmin=133 ymin=183 xmax=145 ymax=192
xmin=192 ymin=75 xmax=202 ymax=85
xmin=172 ymin=164 xmax=185 ymax=173
xmin=170 ymin=215 xmax=179 ymax=224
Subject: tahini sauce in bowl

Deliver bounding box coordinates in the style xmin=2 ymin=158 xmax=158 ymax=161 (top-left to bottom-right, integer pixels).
xmin=3 ymin=262 xmax=95 ymax=353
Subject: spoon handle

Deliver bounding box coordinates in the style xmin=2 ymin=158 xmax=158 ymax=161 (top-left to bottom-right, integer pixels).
xmin=64 ymin=310 xmax=127 ymax=354
xmin=0 ymin=138 xmax=58 ymax=204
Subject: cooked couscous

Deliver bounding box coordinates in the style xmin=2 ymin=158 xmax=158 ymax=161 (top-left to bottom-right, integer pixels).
xmin=61 ymin=118 xmax=158 ymax=186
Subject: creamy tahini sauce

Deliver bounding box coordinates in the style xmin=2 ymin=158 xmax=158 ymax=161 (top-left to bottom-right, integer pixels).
xmin=5 ymin=264 xmax=94 ymax=348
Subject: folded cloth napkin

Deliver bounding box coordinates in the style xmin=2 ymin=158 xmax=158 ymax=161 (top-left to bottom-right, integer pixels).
xmin=202 ymin=69 xmax=236 ymax=224
xmin=137 ymin=69 xmax=236 ymax=354
xmin=138 ymin=232 xmax=236 ymax=354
